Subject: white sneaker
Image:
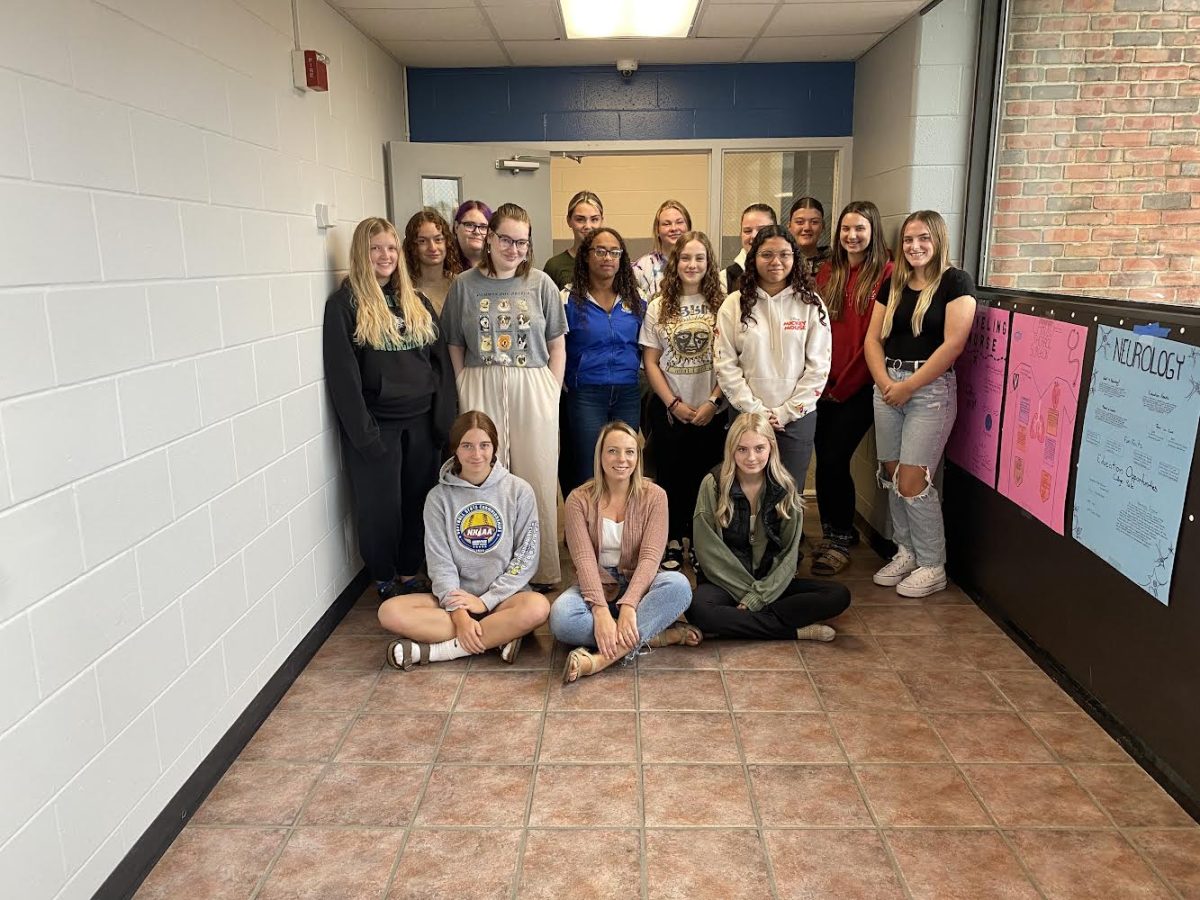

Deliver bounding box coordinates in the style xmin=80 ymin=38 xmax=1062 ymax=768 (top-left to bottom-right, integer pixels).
xmin=873 ymin=545 xmax=918 ymax=586
xmin=896 ymin=565 xmax=947 ymax=598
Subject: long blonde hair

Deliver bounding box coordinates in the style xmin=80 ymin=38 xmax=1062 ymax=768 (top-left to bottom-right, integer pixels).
xmin=880 ymin=210 xmax=951 ymax=340
xmin=651 ymin=200 xmax=693 ymax=254
xmin=714 ymin=413 xmax=800 ymax=528
xmin=586 ymin=420 xmax=646 ymax=505
xmin=348 ymin=217 xmax=436 ymax=350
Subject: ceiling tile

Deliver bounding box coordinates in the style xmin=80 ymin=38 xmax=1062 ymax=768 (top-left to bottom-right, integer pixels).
xmin=768 ymin=1 xmax=921 ymax=36
xmin=746 ymin=33 xmax=882 ymax=62
xmin=696 ymin=3 xmax=776 ymax=38
xmin=383 ymin=39 xmax=510 ymax=67
xmin=340 ymin=6 xmax=492 ymax=41
xmin=483 ymin=2 xmax=561 ymax=40
xmin=504 ymin=36 xmax=754 ymax=66
xmin=333 ymin=0 xmax=473 ymax=8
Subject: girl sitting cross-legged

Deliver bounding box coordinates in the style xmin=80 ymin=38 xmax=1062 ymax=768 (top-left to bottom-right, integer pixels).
xmin=551 ymin=421 xmax=701 ymax=684
xmin=688 ymin=412 xmax=850 ymax=641
xmin=378 ymin=410 xmax=550 ymax=670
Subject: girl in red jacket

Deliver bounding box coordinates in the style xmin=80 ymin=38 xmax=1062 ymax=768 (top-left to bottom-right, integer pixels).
xmin=810 ymin=201 xmax=893 ymax=576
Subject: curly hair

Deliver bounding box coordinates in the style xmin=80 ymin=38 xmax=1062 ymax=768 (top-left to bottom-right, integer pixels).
xmin=569 ymin=227 xmax=644 ymax=322
xmin=657 ymin=230 xmax=724 ymax=322
xmin=738 ymin=225 xmax=826 ymax=329
xmin=402 ymin=207 xmax=462 ymax=282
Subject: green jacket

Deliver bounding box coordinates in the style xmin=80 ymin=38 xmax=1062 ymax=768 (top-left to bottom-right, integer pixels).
xmin=692 ymin=472 xmax=802 ymax=612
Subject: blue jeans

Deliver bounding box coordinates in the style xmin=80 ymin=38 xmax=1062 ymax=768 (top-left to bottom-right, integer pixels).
xmin=873 ymin=369 xmax=957 ymax=567
xmin=565 ymin=383 xmax=642 ymax=490
xmin=549 ymin=569 xmax=692 ymax=656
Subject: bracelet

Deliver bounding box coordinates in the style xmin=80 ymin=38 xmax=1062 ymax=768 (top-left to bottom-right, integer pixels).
xmin=706 ymin=397 xmax=720 ymax=408
xmin=668 ymin=396 xmax=682 ymax=412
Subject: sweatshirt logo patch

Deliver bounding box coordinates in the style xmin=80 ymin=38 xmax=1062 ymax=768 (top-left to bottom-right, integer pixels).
xmin=783 ymin=320 xmax=807 ymax=331
xmin=456 ymin=502 xmax=504 ymax=553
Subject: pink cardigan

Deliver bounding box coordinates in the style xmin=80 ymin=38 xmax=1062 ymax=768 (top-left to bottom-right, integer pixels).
xmin=563 ymin=482 xmax=670 ymax=609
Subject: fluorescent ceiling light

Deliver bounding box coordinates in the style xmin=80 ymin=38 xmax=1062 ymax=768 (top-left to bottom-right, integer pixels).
xmin=560 ymin=0 xmax=700 ymax=39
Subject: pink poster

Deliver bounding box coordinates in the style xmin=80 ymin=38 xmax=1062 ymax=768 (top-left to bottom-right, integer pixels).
xmin=947 ymin=306 xmax=1010 ymax=486
xmin=997 ymin=313 xmax=1087 ymax=534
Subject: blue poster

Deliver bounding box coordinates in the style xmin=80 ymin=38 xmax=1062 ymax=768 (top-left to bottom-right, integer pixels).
xmin=1073 ymin=326 xmax=1200 ymax=604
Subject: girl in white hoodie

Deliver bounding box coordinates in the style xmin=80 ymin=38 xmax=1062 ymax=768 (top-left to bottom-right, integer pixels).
xmin=378 ymin=410 xmax=550 ymax=670
xmin=714 ymin=225 xmax=832 ymax=490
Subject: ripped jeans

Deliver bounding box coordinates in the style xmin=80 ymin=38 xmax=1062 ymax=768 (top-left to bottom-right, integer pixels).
xmin=873 ymin=369 xmax=957 ymax=567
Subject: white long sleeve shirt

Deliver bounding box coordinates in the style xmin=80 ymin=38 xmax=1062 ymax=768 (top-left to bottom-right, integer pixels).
xmin=714 ymin=285 xmax=832 ymax=426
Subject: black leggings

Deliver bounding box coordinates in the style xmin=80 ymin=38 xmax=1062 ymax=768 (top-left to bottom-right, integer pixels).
xmin=688 ymin=578 xmax=851 ymax=640
xmin=814 ymin=388 xmax=875 ymax=539
xmin=342 ymin=414 xmax=437 ymax=582
xmin=646 ymin=394 xmax=727 ymax=542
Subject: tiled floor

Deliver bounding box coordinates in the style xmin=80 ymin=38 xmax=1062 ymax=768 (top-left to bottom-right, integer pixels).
xmin=136 ymin=534 xmax=1198 ymax=899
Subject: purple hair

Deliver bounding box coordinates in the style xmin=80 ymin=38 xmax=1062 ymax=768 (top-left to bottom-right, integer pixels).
xmin=453 ymin=199 xmax=493 ymax=225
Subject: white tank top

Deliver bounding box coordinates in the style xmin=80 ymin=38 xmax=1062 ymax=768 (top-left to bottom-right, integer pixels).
xmin=598 ymin=517 xmax=624 ymax=568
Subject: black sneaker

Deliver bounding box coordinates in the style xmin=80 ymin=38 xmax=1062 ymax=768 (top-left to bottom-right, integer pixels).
xmin=661 ymin=540 xmax=684 ymax=572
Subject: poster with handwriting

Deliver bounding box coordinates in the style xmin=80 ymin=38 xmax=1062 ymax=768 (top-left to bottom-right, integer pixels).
xmin=997 ymin=313 xmax=1087 ymax=534
xmin=1073 ymin=326 xmax=1200 ymax=604
xmin=948 ymin=306 xmax=1010 ymax=486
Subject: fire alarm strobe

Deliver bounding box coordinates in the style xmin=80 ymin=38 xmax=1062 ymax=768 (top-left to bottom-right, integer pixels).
xmin=292 ymin=50 xmax=330 ymax=92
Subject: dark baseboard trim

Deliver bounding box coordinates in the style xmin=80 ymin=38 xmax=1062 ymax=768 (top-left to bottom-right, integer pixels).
xmin=855 ymin=516 xmax=1199 ymax=823
xmin=95 ymin=568 xmax=371 ymax=900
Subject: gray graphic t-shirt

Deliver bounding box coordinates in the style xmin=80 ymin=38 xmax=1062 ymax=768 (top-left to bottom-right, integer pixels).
xmin=441 ymin=267 xmax=568 ymax=369
xmin=639 ymin=293 xmax=720 ymax=409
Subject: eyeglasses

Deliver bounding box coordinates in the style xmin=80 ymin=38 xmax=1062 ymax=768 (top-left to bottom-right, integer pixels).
xmin=493 ymin=233 xmax=531 ymax=251
xmin=591 ymin=247 xmax=624 ymax=259
xmin=458 ymin=222 xmax=488 ymax=234
xmin=758 ymin=252 xmax=794 ymax=263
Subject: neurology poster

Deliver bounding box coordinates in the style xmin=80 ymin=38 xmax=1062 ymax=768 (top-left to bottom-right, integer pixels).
xmin=997 ymin=313 xmax=1087 ymax=534
xmin=947 ymin=306 xmax=1011 ymax=486
xmin=1073 ymin=326 xmax=1200 ymax=605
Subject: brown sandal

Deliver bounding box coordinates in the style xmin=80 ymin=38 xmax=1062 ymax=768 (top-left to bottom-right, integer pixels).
xmin=648 ymin=622 xmax=704 ymax=648
xmin=385 ymin=638 xmax=430 ymax=671
xmin=811 ymin=542 xmax=851 ymax=577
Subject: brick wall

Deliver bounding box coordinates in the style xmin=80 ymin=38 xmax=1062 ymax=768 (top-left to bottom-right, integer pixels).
xmin=986 ymin=0 xmax=1200 ymax=305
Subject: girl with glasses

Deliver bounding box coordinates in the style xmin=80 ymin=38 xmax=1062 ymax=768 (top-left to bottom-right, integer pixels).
xmin=452 ymin=199 xmax=492 ymax=271
xmin=864 ymin=210 xmax=976 ymax=598
xmin=810 ymin=201 xmax=894 ymax=576
xmin=544 ymin=190 xmax=604 ymax=290
xmin=441 ymin=203 xmax=568 ymax=589
xmin=403 ymin=207 xmax=461 ymax=316
xmin=640 ymin=230 xmax=727 ymax=573
xmin=714 ymin=225 xmax=832 ymax=497
xmin=562 ymin=227 xmax=646 ymax=492
xmin=322 ymin=217 xmax=456 ymax=600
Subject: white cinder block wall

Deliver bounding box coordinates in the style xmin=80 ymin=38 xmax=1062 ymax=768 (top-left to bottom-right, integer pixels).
xmin=0 ymin=1 xmax=406 ymax=897
xmin=849 ymin=0 xmax=981 ymax=536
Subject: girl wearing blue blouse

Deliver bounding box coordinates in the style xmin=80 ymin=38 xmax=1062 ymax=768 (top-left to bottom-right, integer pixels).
xmin=562 ymin=227 xmax=646 ymax=491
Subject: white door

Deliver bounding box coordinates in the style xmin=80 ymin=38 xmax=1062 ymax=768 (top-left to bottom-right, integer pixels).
xmin=386 ymin=142 xmax=553 ymax=266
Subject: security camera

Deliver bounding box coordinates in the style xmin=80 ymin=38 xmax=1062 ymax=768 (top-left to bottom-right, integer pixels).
xmin=617 ymin=59 xmax=638 ymax=77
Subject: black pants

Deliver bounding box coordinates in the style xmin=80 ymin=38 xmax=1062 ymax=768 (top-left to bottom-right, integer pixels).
xmin=646 ymin=394 xmax=727 ymax=542
xmin=813 ymin=387 xmax=875 ymax=540
xmin=343 ymin=414 xmax=437 ymax=583
xmin=688 ymin=578 xmax=851 ymax=640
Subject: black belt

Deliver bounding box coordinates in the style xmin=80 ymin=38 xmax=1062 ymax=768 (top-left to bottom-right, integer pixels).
xmin=885 ymin=357 xmax=925 ymax=373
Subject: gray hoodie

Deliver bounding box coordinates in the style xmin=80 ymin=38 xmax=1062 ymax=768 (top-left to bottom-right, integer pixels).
xmin=423 ymin=458 xmax=541 ymax=610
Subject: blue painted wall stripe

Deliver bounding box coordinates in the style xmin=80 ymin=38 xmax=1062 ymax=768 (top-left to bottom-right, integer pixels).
xmin=407 ymin=63 xmax=854 ymax=142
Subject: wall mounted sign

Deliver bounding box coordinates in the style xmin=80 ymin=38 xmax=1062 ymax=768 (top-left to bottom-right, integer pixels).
xmin=1073 ymin=326 xmax=1200 ymax=605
